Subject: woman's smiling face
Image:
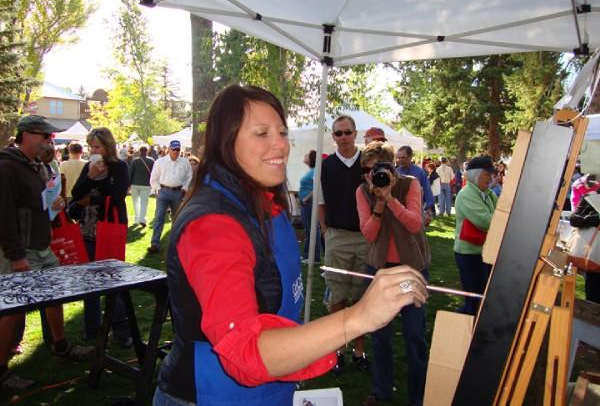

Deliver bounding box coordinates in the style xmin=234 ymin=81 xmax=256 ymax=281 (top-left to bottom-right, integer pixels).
xmin=234 ymin=101 xmax=290 ymax=187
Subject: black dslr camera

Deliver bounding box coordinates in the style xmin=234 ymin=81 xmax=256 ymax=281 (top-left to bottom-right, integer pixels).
xmin=371 ymin=162 xmax=396 ymax=188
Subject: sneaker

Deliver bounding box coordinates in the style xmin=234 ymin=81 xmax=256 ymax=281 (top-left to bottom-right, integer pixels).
xmin=147 ymin=245 xmax=159 ymax=254
xmin=352 ymin=351 xmax=370 ymax=372
xmin=139 ymin=222 xmax=146 ymax=229
xmin=333 ymin=351 xmax=344 ymax=375
xmin=53 ymin=343 xmax=95 ymax=360
xmin=0 ymin=370 xmax=35 ymax=390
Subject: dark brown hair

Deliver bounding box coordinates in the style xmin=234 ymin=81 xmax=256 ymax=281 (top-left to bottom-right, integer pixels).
xmin=307 ymin=150 xmax=316 ymax=168
xmin=86 ymin=127 xmax=118 ymax=163
xmin=183 ymin=84 xmax=289 ymax=244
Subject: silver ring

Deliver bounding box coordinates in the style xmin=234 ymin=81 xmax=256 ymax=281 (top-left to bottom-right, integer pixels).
xmin=399 ymin=280 xmax=413 ymax=294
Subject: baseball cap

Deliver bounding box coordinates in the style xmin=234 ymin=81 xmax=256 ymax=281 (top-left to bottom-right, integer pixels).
xmin=466 ymin=156 xmax=496 ymax=173
xmin=17 ymin=115 xmax=63 ymax=134
xmin=365 ymin=127 xmax=387 ymax=142
xmin=169 ymin=140 xmax=181 ymax=150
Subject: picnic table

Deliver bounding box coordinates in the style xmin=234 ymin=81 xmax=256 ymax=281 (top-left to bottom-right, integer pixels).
xmin=0 ymin=259 xmax=169 ymax=405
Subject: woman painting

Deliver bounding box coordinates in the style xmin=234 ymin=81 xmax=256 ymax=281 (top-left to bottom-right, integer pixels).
xmin=453 ymin=156 xmax=498 ymax=315
xmin=71 ymin=127 xmax=132 ymax=346
xmin=153 ymin=85 xmax=428 ymax=406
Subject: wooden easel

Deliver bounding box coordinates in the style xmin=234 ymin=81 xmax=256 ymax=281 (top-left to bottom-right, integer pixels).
xmin=493 ymin=110 xmax=589 ymax=406
xmin=494 ymin=252 xmax=575 ymax=406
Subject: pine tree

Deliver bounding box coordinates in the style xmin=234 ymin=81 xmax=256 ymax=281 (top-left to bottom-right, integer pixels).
xmin=0 ymin=1 xmax=36 ymax=146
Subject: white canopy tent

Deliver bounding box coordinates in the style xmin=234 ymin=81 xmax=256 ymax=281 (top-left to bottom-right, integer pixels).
xmin=584 ymin=113 xmax=600 ymax=140
xmin=55 ymin=121 xmax=89 ymax=142
xmin=153 ymin=0 xmax=600 ymax=321
xmin=152 ymin=126 xmax=193 ymax=148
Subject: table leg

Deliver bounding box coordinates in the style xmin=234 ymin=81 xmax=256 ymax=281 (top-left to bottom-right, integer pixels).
xmin=89 ymin=293 xmax=116 ymax=388
xmin=134 ymin=285 xmax=169 ymax=406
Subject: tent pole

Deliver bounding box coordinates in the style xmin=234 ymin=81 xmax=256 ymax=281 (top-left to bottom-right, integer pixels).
xmin=304 ymin=62 xmax=329 ymax=323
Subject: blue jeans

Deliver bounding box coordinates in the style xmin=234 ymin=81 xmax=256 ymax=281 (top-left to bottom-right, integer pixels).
xmin=151 ymin=188 xmax=184 ymax=248
xmin=300 ymin=200 xmax=320 ymax=261
xmin=367 ymin=264 xmax=428 ymax=406
xmin=83 ymin=239 xmax=130 ymax=341
xmin=454 ymin=252 xmax=492 ymax=315
xmin=153 ymin=386 xmax=195 ymax=406
xmin=438 ymin=183 xmax=452 ymax=215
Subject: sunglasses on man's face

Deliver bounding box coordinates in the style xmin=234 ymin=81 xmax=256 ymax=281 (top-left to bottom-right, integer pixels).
xmin=29 ymin=131 xmax=51 ymax=139
xmin=333 ymin=129 xmax=354 ymax=137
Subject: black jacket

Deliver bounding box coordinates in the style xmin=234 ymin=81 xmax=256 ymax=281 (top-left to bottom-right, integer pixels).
xmin=71 ymin=160 xmax=129 ymax=241
xmin=128 ymin=155 xmax=154 ymax=186
xmin=0 ymin=147 xmax=51 ymax=260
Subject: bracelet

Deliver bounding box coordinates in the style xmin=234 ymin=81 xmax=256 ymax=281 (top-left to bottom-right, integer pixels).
xmin=372 ymin=211 xmax=383 ymax=218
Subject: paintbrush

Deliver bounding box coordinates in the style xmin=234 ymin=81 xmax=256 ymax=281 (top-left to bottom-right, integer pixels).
xmin=321 ymin=266 xmax=484 ymax=299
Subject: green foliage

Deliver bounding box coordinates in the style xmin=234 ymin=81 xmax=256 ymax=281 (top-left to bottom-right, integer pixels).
xmin=392 ymin=52 xmax=565 ymax=160
xmin=90 ymin=0 xmax=184 ymax=141
xmin=503 ymin=52 xmax=565 ymax=135
xmin=392 ymin=58 xmax=486 ymax=159
xmin=18 ymin=0 xmax=95 ymax=103
xmin=0 ymin=1 xmax=35 ymax=134
xmin=213 ymin=29 xmax=382 ymax=124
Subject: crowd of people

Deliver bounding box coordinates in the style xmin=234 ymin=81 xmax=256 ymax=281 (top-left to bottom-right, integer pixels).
xmin=0 ymin=85 xmax=598 ymax=405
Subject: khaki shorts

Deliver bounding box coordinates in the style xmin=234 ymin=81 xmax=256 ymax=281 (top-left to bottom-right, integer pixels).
xmin=324 ymin=227 xmax=368 ymax=305
xmin=0 ymin=247 xmax=59 ymax=275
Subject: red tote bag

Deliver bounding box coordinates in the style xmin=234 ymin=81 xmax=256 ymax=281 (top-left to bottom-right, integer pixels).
xmin=459 ymin=218 xmax=488 ymax=246
xmin=95 ymin=196 xmax=127 ymax=261
xmin=50 ymin=211 xmax=90 ymax=265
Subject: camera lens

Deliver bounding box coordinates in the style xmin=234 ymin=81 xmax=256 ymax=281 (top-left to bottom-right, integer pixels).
xmin=372 ymin=168 xmax=391 ymax=187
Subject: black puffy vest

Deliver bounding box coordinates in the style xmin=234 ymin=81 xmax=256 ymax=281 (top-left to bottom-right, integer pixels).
xmin=157 ymin=165 xmax=283 ymax=402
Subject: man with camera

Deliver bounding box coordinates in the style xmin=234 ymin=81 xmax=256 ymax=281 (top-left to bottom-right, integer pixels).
xmin=318 ymin=115 xmax=370 ymax=375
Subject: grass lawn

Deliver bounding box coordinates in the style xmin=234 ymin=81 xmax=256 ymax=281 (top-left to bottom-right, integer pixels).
xmin=1 ymin=198 xmax=590 ymax=405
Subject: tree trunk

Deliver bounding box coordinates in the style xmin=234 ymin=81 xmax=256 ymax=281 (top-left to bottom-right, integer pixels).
xmin=191 ymin=15 xmax=214 ymax=156
xmin=487 ymin=56 xmax=501 ymax=160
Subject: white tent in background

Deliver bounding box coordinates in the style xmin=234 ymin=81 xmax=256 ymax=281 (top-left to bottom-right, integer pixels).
xmin=55 ymin=121 xmax=89 ymax=142
xmin=287 ymin=110 xmax=428 ymax=191
xmin=154 ymin=0 xmax=600 ymax=322
xmin=152 ymin=126 xmax=192 ymax=148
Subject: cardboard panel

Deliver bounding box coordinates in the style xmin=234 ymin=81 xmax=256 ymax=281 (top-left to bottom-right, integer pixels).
xmin=482 ymin=130 xmax=531 ymax=265
xmin=424 ymin=311 xmax=474 ymax=406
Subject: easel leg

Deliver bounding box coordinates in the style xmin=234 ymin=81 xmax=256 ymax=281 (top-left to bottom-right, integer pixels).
xmin=544 ymin=270 xmax=576 ymax=406
xmin=496 ymin=273 xmax=561 ymax=406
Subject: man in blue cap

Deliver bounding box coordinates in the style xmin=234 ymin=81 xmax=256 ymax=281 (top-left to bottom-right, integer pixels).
xmin=147 ymin=140 xmax=193 ymax=253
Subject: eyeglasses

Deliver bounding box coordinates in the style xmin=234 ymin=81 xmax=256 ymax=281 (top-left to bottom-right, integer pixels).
xmin=28 ymin=131 xmax=51 ymax=139
xmin=333 ymin=129 xmax=354 ymax=137
xmin=172 ymin=148 xmax=180 ymax=152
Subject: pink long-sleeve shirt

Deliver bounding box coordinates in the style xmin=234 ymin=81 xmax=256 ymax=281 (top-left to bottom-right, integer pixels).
xmin=356 ymin=179 xmax=422 ymax=264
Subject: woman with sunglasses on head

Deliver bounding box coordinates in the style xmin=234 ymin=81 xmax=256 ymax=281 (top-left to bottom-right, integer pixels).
xmin=153 ymin=85 xmax=428 ymax=406
xmin=71 ymin=127 xmax=133 ymax=347
xmin=355 ymin=141 xmax=431 ymax=406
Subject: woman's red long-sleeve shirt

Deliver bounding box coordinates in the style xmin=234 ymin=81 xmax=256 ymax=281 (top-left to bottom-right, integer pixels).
xmin=177 ymin=208 xmax=335 ymax=386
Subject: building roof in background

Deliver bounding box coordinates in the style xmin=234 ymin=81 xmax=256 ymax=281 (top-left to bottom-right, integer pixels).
xmin=42 ymin=82 xmax=84 ymax=101
xmin=46 ymin=118 xmax=91 ymax=132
